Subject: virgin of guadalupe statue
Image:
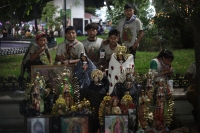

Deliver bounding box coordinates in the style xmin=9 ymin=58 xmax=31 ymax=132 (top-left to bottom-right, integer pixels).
xmin=108 ymin=45 xmax=134 ymax=95
xmin=34 ymin=72 xmax=47 ymax=98
xmin=60 ymin=78 xmax=73 ymax=96
xmin=137 ymin=90 xmax=149 ymax=129
xmin=146 ymin=69 xmax=154 ymax=90
xmin=32 ymin=85 xmax=41 ymax=111
xmin=74 ymin=52 xmax=96 ymax=100
xmin=30 ymin=72 xmax=50 ymax=112
xmin=154 ymin=78 xmax=172 ymax=131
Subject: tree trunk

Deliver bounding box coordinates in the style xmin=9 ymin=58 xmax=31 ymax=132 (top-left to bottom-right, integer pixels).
xmin=193 ymin=16 xmax=200 ymax=132
xmin=105 ymin=0 xmax=111 ymax=11
xmin=195 ymin=30 xmax=200 ymax=132
xmin=186 ymin=2 xmax=200 ymax=132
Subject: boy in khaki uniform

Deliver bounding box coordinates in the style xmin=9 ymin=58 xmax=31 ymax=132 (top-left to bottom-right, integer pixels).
xmin=55 ymin=26 xmax=85 ymax=65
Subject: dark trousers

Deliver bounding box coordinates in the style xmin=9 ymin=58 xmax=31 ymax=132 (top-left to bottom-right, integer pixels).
xmin=129 ymin=46 xmax=136 ymax=61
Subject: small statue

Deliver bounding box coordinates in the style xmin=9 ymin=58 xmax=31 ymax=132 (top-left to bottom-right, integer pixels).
xmin=146 ymin=69 xmax=153 ymax=90
xmin=83 ymin=100 xmax=92 ymax=114
xmin=111 ymin=99 xmax=121 ymax=114
xmin=137 ymin=90 xmax=148 ymax=129
xmin=77 ymin=102 xmax=83 ymax=113
xmin=124 ymin=72 xmax=137 ymax=99
xmin=108 ymin=45 xmax=134 ymax=95
xmin=154 ymin=79 xmax=169 ymax=131
xmin=32 ymin=86 xmax=40 ymax=111
xmin=63 ymin=90 xmax=73 ymax=109
xmin=74 ymin=52 xmax=96 ymax=100
xmin=60 ymin=78 xmax=74 ymax=108
xmin=52 ymin=95 xmax=67 ymax=116
xmin=31 ymin=72 xmax=49 ymax=112
xmin=111 ymin=67 xmax=137 ymax=102
xmin=120 ymin=92 xmax=135 ymax=114
xmin=102 ymin=94 xmax=112 ymax=115
xmin=117 ymin=51 xmax=125 ymax=73
xmin=85 ymin=69 xmax=106 ymax=113
xmin=91 ymin=69 xmax=104 ymax=86
xmin=61 ymin=67 xmax=71 ymax=78
xmin=104 ymin=100 xmax=111 ymax=115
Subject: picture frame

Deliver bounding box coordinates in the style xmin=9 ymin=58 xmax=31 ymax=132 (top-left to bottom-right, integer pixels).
xmin=24 ymin=115 xmax=52 ymax=133
xmin=31 ymin=64 xmax=74 ymax=80
xmin=104 ymin=114 xmax=129 ymax=133
xmin=60 ymin=114 xmax=91 ymax=133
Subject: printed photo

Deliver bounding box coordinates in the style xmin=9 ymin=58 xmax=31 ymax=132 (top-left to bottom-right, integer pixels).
xmin=26 ymin=117 xmax=50 ymax=133
xmin=104 ymin=114 xmax=129 ymax=133
xmin=61 ymin=115 xmax=89 ymax=133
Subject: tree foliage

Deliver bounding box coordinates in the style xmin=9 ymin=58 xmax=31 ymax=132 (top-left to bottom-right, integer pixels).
xmin=0 ymin=0 xmax=51 ymax=24
xmin=85 ymin=7 xmax=97 ymax=15
xmin=0 ymin=0 xmax=38 ymax=22
xmin=151 ymin=0 xmax=200 ymax=49
xmin=41 ymin=1 xmax=60 ymax=29
xmin=105 ymin=0 xmax=150 ymax=28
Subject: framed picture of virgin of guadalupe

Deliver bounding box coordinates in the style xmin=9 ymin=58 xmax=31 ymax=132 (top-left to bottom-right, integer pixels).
xmin=31 ymin=64 xmax=74 ymax=81
xmin=104 ymin=114 xmax=129 ymax=133
xmin=60 ymin=114 xmax=92 ymax=133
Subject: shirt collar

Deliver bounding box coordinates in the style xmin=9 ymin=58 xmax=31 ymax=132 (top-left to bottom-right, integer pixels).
xmin=65 ymin=39 xmax=77 ymax=45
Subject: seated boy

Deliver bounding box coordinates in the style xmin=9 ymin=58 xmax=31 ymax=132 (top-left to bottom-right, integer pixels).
xmin=20 ymin=31 xmax=52 ymax=77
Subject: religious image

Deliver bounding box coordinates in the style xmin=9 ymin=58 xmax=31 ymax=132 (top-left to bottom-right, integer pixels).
xmin=104 ymin=115 xmax=129 ymax=133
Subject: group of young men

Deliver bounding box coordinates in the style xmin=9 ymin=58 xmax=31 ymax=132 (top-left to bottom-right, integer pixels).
xmin=20 ymin=3 xmax=144 ymax=78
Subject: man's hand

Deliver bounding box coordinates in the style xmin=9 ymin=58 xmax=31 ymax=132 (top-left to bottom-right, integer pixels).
xmin=132 ymin=43 xmax=138 ymax=50
xmin=169 ymin=67 xmax=173 ymax=73
xmin=102 ymin=39 xmax=109 ymax=45
xmin=49 ymin=59 xmax=52 ymax=65
xmin=163 ymin=67 xmax=173 ymax=75
xmin=38 ymin=46 xmax=46 ymax=54
xmin=58 ymin=54 xmax=66 ymax=61
xmin=63 ymin=60 xmax=69 ymax=65
xmin=83 ymin=65 xmax=88 ymax=71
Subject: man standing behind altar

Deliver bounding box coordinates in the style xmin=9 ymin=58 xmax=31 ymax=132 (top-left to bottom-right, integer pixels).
xmin=116 ymin=3 xmax=143 ymax=61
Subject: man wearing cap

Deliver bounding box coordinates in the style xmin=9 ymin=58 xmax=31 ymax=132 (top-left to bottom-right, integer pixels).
xmin=55 ymin=26 xmax=85 ymax=65
xmin=20 ymin=31 xmax=52 ymax=77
